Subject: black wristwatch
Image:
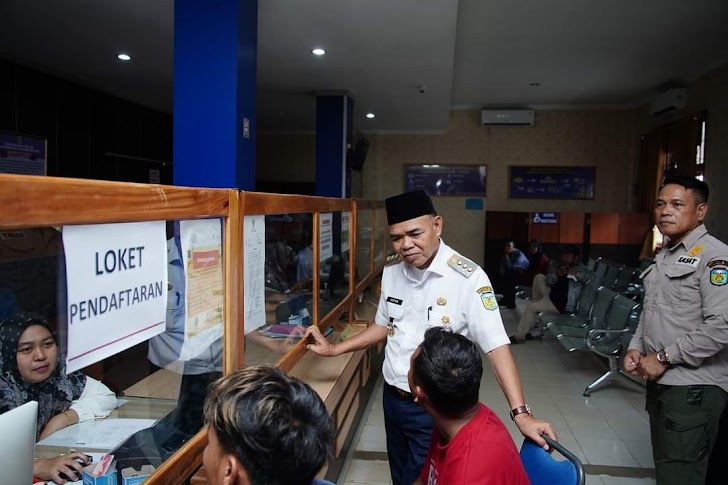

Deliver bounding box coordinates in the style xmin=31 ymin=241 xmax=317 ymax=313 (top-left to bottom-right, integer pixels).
xmin=656 ymin=349 xmax=671 ymax=366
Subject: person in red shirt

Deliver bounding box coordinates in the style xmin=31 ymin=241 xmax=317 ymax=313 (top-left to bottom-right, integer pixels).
xmin=522 ymin=239 xmax=550 ymax=286
xmin=409 ymin=327 xmax=530 ymax=485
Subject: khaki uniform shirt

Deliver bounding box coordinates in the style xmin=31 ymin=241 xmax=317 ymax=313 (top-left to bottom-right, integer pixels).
xmin=375 ymin=240 xmax=509 ymax=392
xmin=629 ymin=224 xmax=728 ymax=392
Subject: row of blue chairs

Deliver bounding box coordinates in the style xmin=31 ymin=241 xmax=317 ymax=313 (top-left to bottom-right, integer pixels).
xmin=540 ymin=283 xmax=645 ymax=397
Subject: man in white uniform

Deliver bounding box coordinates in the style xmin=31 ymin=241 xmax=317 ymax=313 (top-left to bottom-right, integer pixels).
xmin=305 ymin=190 xmax=556 ymax=485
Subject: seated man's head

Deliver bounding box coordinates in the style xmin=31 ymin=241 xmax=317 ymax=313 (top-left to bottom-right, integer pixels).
xmin=203 ymin=365 xmax=333 ymax=485
xmin=504 ymin=240 xmax=516 ymax=254
xmin=528 ymin=239 xmax=541 ymax=254
xmin=408 ymin=327 xmax=483 ymax=419
xmin=559 ymin=244 xmax=580 ymax=266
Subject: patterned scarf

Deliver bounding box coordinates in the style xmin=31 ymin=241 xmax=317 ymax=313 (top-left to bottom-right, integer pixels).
xmin=0 ymin=312 xmax=86 ymax=437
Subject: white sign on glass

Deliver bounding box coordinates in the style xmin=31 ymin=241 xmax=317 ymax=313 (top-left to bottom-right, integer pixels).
xmin=243 ymin=215 xmax=266 ymax=334
xmin=63 ymin=221 xmax=167 ymax=373
xmin=319 ymin=212 xmax=333 ymax=262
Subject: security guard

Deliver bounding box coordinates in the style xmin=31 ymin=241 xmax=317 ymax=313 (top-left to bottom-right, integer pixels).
xmin=624 ymin=175 xmax=728 ymax=485
xmin=306 ymin=190 xmax=555 ymax=485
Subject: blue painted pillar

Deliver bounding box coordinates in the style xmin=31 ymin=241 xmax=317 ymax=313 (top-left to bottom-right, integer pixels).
xmin=173 ymin=0 xmax=257 ymax=189
xmin=315 ymin=94 xmax=353 ymax=197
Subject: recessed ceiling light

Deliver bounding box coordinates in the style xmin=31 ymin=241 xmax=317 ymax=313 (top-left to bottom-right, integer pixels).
xmin=529 ymin=82 xmax=540 ymax=87
xmin=366 ymin=113 xmax=375 ymax=119
xmin=117 ymin=53 xmax=131 ymax=61
xmin=311 ymin=48 xmax=326 ymax=56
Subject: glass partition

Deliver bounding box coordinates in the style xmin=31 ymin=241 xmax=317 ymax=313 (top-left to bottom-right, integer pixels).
xmin=375 ymin=207 xmax=388 ymax=264
xmin=318 ymin=211 xmax=350 ymax=319
xmin=18 ymin=218 xmax=226 ymax=471
xmin=244 ymin=213 xmax=314 ymax=366
xmin=356 ymin=206 xmax=373 ymax=284
xmin=0 ymin=175 xmax=237 ymax=484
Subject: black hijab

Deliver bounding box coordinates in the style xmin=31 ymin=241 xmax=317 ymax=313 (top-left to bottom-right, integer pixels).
xmin=0 ymin=312 xmax=86 ymax=435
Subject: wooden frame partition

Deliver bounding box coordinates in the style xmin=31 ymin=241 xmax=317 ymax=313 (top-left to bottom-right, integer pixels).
xmin=240 ymin=191 xmax=360 ymax=373
xmin=353 ymin=199 xmax=387 ymax=295
xmin=0 ymin=174 xmax=241 ymax=485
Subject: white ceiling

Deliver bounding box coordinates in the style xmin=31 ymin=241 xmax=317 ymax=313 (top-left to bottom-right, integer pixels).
xmin=1 ymin=0 xmax=727 ymax=133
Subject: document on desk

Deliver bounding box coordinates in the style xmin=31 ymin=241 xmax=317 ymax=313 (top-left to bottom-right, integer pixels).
xmin=37 ymin=418 xmax=157 ymax=450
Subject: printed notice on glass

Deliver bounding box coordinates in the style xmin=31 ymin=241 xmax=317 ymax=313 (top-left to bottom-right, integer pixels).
xmin=341 ymin=211 xmax=350 ymax=253
xmin=319 ymin=212 xmax=333 ymax=262
xmin=179 ymin=219 xmax=224 ymax=360
xmin=244 ymin=215 xmax=266 ymax=334
xmin=63 ymin=222 xmax=167 ymax=373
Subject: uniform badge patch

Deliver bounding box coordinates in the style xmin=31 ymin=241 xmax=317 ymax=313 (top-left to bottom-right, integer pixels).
xmin=707 ymin=259 xmax=728 ymax=268
xmin=710 ymin=268 xmax=728 ymax=286
xmin=688 ymin=245 xmax=704 ymax=257
xmin=447 ymin=254 xmax=476 ymax=278
xmin=476 ymin=286 xmax=493 ymax=294
xmin=385 ymin=254 xmax=401 ymax=266
xmin=480 ymin=291 xmax=498 ymax=311
xmin=676 ymin=255 xmax=700 ymax=268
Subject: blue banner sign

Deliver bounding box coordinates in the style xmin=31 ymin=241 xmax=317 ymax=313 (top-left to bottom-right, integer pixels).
xmin=510 ymin=166 xmax=595 ymax=200
xmin=533 ymin=212 xmax=558 ymax=224
xmin=405 ymin=165 xmax=486 ymax=197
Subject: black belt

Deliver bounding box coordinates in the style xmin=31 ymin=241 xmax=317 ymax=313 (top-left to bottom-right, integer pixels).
xmin=387 ymin=383 xmax=413 ymax=399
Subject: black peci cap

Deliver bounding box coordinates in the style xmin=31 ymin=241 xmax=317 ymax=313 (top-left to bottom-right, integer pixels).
xmin=385 ymin=190 xmax=437 ymax=225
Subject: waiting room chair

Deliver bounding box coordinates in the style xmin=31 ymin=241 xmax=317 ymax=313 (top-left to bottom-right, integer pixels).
xmin=549 ymin=286 xmax=617 ymax=339
xmin=520 ymin=434 xmax=585 ymax=485
xmin=582 ymin=300 xmax=644 ymax=397
xmin=611 ymin=265 xmax=636 ymax=292
xmin=602 ymin=263 xmax=620 ymax=290
xmin=593 ymin=258 xmax=608 ymax=286
xmin=540 ymin=281 xmax=598 ymax=330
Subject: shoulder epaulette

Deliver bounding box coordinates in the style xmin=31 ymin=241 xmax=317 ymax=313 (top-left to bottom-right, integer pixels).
xmin=447 ymin=254 xmax=476 ymax=278
xmin=385 ymin=253 xmax=401 ymax=266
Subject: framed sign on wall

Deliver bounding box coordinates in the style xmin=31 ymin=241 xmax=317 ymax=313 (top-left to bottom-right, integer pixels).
xmin=509 ymin=166 xmax=595 ymax=200
xmin=0 ymin=132 xmax=47 ymax=176
xmin=404 ymin=164 xmax=486 ymax=197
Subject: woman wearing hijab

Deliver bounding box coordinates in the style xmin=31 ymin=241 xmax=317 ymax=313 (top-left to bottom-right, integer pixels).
xmin=0 ymin=312 xmax=116 ymax=483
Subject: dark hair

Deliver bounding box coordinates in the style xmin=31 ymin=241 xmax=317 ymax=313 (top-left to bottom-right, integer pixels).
xmin=661 ymin=175 xmax=709 ymax=204
xmin=204 ymin=366 xmax=334 ymax=485
xmin=561 ymin=244 xmax=580 ymax=258
xmin=529 ymin=239 xmax=542 ymax=252
xmin=411 ymin=327 xmax=482 ymax=418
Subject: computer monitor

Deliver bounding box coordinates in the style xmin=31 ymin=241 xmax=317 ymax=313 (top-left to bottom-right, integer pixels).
xmin=0 ymin=400 xmax=38 ymax=483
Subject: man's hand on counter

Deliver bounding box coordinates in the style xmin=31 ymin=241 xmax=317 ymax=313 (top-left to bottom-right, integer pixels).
xmin=305 ymin=326 xmax=339 ymax=356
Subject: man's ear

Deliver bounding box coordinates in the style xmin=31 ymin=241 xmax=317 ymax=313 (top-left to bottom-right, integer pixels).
xmin=221 ymin=454 xmax=248 ymax=485
xmin=412 ymin=384 xmax=426 ymax=404
xmin=697 ymin=202 xmax=708 ymax=223
xmin=433 ymin=215 xmax=443 ymax=237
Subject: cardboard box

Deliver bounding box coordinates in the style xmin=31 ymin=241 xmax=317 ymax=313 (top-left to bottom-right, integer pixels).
xmin=82 ymin=463 xmax=117 ymax=485
xmin=121 ymin=465 xmax=155 ymax=484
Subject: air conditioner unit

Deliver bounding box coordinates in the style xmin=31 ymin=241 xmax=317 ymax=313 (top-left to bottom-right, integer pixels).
xmin=650 ymin=88 xmax=687 ymax=116
xmin=481 ymin=109 xmax=535 ymax=126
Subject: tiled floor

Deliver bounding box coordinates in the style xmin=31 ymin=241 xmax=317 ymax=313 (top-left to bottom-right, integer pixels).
xmin=337 ymin=300 xmax=656 ymax=484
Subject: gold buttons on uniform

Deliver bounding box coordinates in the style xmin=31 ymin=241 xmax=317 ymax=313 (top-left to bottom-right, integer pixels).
xmin=437 ymin=297 xmax=447 ymax=306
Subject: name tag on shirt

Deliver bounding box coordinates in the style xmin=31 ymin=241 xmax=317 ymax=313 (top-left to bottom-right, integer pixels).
xmin=676 ymin=256 xmax=700 ymax=268
xmin=386 ymin=296 xmax=403 ymax=305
